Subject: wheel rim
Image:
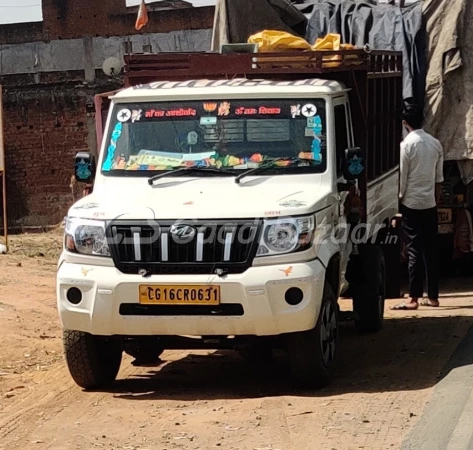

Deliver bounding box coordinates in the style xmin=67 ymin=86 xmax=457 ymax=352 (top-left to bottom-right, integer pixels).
xmin=320 ymin=301 xmax=337 ymax=367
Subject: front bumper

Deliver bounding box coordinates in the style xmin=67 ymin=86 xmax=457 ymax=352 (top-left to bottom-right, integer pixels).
xmin=56 ymin=259 xmax=326 ymax=337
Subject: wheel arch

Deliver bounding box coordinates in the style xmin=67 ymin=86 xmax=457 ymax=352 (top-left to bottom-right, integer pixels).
xmin=325 ymin=252 xmax=341 ymax=298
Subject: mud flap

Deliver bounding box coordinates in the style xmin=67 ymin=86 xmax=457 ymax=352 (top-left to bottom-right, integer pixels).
xmin=377 ymin=223 xmax=401 ymax=299
xmin=345 ymin=251 xmax=365 ymax=286
xmin=349 ymin=244 xmax=386 ymax=333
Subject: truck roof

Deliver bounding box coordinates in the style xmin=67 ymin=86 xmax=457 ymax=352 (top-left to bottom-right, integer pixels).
xmin=112 ymin=77 xmax=347 ymax=101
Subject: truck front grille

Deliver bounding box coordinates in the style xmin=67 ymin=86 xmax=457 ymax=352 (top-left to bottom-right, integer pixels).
xmin=107 ymin=220 xmax=262 ymax=275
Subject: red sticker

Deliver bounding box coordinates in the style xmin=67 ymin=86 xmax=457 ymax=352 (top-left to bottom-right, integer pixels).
xmin=165 ymin=108 xmax=197 ymax=117
xmin=145 ymin=109 xmax=165 ymax=118
xmin=235 ymin=106 xmax=282 ymax=116
xmin=145 ymin=108 xmax=197 ymax=118
xmin=258 ymin=106 xmax=281 ymax=115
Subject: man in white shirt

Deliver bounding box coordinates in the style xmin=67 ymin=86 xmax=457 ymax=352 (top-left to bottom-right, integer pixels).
xmin=391 ymin=103 xmax=444 ymax=310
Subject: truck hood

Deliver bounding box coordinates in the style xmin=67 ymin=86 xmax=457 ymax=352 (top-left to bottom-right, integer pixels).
xmin=68 ymin=176 xmax=332 ymax=220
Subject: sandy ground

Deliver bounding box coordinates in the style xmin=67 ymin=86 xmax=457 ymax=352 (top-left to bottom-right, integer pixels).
xmin=0 ymin=232 xmax=473 ymax=450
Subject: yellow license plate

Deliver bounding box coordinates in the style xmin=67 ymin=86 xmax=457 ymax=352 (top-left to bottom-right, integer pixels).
xmin=438 ymin=208 xmax=452 ymax=224
xmin=139 ymin=285 xmax=221 ymax=305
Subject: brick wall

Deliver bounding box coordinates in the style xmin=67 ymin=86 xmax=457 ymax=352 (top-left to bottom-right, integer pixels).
xmin=0 ymin=0 xmax=214 ymax=44
xmin=0 ymin=22 xmax=43 ymax=45
xmin=2 ymin=88 xmax=90 ymax=227
xmin=42 ymin=0 xmax=213 ymax=41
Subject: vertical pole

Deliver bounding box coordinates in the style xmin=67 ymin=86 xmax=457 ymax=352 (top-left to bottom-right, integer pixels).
xmin=0 ymin=86 xmax=7 ymax=251
xmin=1 ymin=174 xmax=6 ymax=252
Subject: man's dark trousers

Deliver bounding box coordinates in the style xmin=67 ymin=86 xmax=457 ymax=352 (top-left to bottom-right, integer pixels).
xmin=401 ymin=205 xmax=439 ymax=300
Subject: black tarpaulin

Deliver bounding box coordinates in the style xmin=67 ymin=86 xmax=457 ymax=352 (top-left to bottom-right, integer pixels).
xmin=305 ymin=0 xmax=425 ymax=107
xmin=211 ymin=0 xmax=308 ymax=51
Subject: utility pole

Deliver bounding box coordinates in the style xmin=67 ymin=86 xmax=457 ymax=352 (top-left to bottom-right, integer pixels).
xmin=0 ymin=85 xmax=8 ymax=252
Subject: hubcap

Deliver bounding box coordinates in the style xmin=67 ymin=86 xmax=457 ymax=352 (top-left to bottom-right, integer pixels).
xmin=320 ymin=301 xmax=337 ymax=367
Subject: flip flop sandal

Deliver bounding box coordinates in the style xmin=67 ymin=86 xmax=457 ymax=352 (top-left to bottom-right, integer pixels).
xmin=390 ymin=301 xmax=419 ymax=311
xmin=420 ymin=299 xmax=439 ymax=307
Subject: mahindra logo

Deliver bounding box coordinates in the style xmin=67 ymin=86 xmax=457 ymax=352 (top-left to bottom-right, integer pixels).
xmin=170 ymin=224 xmax=196 ymax=241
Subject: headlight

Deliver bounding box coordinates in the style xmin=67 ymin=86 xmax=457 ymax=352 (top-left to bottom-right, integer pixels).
xmin=257 ymin=215 xmax=315 ymax=257
xmin=64 ymin=217 xmax=110 ymax=257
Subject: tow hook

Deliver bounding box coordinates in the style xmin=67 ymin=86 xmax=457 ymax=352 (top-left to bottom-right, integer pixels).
xmin=138 ymin=268 xmax=151 ymax=278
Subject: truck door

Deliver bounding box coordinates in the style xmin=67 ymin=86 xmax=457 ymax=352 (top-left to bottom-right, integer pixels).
xmin=333 ymin=97 xmax=354 ymax=291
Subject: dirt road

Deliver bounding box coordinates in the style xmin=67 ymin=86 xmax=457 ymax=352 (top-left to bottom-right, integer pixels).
xmin=1 ymin=232 xmax=472 ymax=450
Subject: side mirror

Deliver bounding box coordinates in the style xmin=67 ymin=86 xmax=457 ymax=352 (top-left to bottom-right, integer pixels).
xmin=342 ymin=147 xmax=364 ymax=181
xmin=74 ymin=151 xmax=96 ymax=184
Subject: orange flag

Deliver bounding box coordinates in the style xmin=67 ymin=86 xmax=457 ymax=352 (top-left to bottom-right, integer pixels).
xmin=135 ymin=0 xmax=148 ymax=31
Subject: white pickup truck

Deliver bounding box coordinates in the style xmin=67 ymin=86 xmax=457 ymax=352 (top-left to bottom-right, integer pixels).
xmin=58 ymin=49 xmax=402 ymax=390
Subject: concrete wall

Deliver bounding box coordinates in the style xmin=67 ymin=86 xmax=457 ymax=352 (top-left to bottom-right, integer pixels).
xmin=0 ymin=29 xmax=212 ymax=76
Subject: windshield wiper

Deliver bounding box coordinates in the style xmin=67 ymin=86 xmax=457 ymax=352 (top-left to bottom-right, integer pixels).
xmin=235 ymin=157 xmax=321 ymax=184
xmin=148 ymin=166 xmax=236 ymax=186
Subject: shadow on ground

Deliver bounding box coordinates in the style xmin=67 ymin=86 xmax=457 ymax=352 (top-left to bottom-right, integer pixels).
xmin=99 ymin=313 xmax=473 ymax=401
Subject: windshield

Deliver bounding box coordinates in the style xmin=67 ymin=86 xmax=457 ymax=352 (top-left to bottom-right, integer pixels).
xmin=101 ymin=98 xmax=327 ymax=176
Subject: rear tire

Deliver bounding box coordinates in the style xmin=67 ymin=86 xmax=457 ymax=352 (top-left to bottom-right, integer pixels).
xmin=63 ymin=330 xmax=123 ymax=390
xmin=287 ymin=283 xmax=339 ymax=389
xmin=351 ymin=245 xmax=386 ymax=333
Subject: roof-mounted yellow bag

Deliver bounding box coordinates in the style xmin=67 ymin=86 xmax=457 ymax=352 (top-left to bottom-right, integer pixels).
xmin=248 ymin=30 xmax=312 ymax=52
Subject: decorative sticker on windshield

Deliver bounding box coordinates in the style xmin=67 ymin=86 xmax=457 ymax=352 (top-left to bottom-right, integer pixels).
xmin=200 ymin=116 xmax=217 ymax=126
xmin=166 ymin=108 xmax=197 ymax=117
xmin=313 ymin=115 xmax=323 ymax=136
xmin=311 ymin=116 xmax=323 ymax=163
xmin=203 ymin=102 xmax=217 ymax=113
xmin=298 ymin=151 xmax=314 ymax=160
xmin=291 ymin=104 xmax=301 ymax=118
xmin=235 ymin=106 xmax=281 ymax=116
xmin=301 ymin=104 xmax=317 ymax=118
xmin=305 ymin=127 xmax=314 ymax=137
xmin=312 ymin=137 xmax=322 ymax=163
xmin=117 ymin=109 xmax=131 ymax=122
xmin=218 ymin=102 xmax=231 ymax=116
xmin=144 ymin=108 xmax=197 ymax=118
xmin=131 ymin=109 xmax=142 ymax=123
xmin=102 ymin=122 xmax=123 ymax=171
xmin=187 ymin=131 xmax=199 ymax=146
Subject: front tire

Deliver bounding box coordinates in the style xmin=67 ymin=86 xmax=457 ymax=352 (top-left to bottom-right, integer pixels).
xmin=63 ymin=330 xmax=123 ymax=390
xmin=287 ymin=283 xmax=339 ymax=389
xmin=351 ymin=245 xmax=386 ymax=333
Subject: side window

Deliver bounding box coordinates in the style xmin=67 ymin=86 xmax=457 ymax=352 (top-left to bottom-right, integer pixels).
xmin=334 ymin=105 xmax=349 ymax=178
